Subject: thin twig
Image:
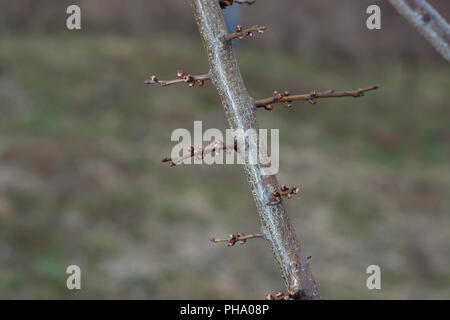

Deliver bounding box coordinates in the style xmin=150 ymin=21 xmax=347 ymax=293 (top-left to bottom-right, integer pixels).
xmin=162 ymin=140 xmax=237 ymax=167
xmin=255 ymin=85 xmax=379 ymax=110
xmin=389 ymin=0 xmax=450 ymax=61
xmin=145 ymin=70 xmax=210 ymax=87
xmin=209 ymin=232 xmax=264 ymax=246
xmin=226 ymin=25 xmax=267 ymax=41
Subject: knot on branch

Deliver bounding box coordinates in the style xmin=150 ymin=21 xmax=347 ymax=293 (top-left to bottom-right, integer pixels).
xmin=209 ymin=232 xmax=263 ymax=246
xmin=265 ymin=289 xmax=304 ymax=300
xmin=219 ymin=0 xmax=256 ymax=9
xmin=145 ymin=70 xmax=210 ymax=87
xmin=226 ymin=25 xmax=267 ymax=41
xmin=268 ymin=185 xmax=300 ymax=205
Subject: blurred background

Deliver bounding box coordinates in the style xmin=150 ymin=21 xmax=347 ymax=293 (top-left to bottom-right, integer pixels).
xmin=0 ymin=0 xmax=449 ymax=299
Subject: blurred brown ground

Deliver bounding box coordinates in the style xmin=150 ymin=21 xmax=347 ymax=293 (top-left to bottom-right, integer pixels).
xmin=0 ymin=0 xmax=449 ymax=299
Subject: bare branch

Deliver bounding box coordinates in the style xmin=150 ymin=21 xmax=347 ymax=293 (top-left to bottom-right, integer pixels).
xmin=226 ymin=25 xmax=267 ymax=41
xmin=162 ymin=140 xmax=237 ymax=167
xmin=219 ymin=0 xmax=255 ymax=9
xmin=255 ymin=85 xmax=379 ymax=110
xmin=145 ymin=70 xmax=210 ymax=87
xmin=190 ymin=0 xmax=320 ymax=299
xmin=389 ymin=0 xmax=450 ymax=61
xmin=209 ymin=232 xmax=263 ymax=246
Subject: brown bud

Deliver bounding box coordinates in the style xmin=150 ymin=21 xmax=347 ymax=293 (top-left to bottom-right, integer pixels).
xmin=236 ymin=25 xmax=243 ymax=33
xmin=227 ymin=234 xmax=237 ymax=247
xmin=273 ymin=91 xmax=283 ymax=101
xmin=197 ymin=80 xmax=205 ymax=87
xmin=236 ymin=232 xmax=246 ymax=244
xmin=275 ymin=291 xmax=285 ymax=300
xmin=284 ymin=91 xmax=290 ymax=97
xmin=150 ymin=75 xmax=158 ymax=82
xmin=265 ymin=294 xmax=275 ymax=300
xmin=184 ymin=74 xmax=194 ymax=83
xmin=308 ymin=98 xmax=317 ymax=105
xmin=176 ymin=70 xmax=185 ymax=78
xmin=264 ymin=104 xmax=273 ymax=111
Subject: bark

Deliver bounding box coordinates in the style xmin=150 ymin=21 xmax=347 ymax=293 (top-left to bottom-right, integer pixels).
xmin=390 ymin=0 xmax=450 ymax=61
xmin=189 ymin=0 xmax=320 ymax=299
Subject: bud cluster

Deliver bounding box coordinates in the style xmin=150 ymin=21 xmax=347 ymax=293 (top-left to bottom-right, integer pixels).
xmin=227 ymin=25 xmax=267 ymax=41
xmin=271 ymin=185 xmax=300 ymax=204
xmin=265 ymin=289 xmax=303 ymax=300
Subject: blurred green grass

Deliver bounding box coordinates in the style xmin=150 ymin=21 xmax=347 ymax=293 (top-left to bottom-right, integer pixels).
xmin=0 ymin=34 xmax=449 ymax=299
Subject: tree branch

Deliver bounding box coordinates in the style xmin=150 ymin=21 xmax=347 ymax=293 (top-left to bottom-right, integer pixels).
xmin=226 ymin=25 xmax=267 ymax=41
xmin=255 ymin=85 xmax=379 ymax=110
xmin=209 ymin=232 xmax=263 ymax=246
xmin=190 ymin=0 xmax=320 ymax=299
xmin=389 ymin=0 xmax=450 ymax=61
xmin=161 ymin=140 xmax=236 ymax=167
xmin=145 ymin=70 xmax=210 ymax=87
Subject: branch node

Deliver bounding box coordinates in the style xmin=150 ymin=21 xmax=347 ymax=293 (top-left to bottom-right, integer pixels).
xmin=267 ymin=185 xmax=300 ymax=205
xmin=209 ymin=232 xmax=263 ymax=246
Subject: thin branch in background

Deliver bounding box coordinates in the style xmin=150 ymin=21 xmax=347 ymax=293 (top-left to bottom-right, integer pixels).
xmin=226 ymin=25 xmax=267 ymax=41
xmin=209 ymin=232 xmax=264 ymax=246
xmin=145 ymin=70 xmax=210 ymax=87
xmin=389 ymin=0 xmax=450 ymax=61
xmin=255 ymin=85 xmax=379 ymax=110
xmin=219 ymin=0 xmax=255 ymax=9
xmin=267 ymin=185 xmax=300 ymax=205
xmin=161 ymin=140 xmax=237 ymax=167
